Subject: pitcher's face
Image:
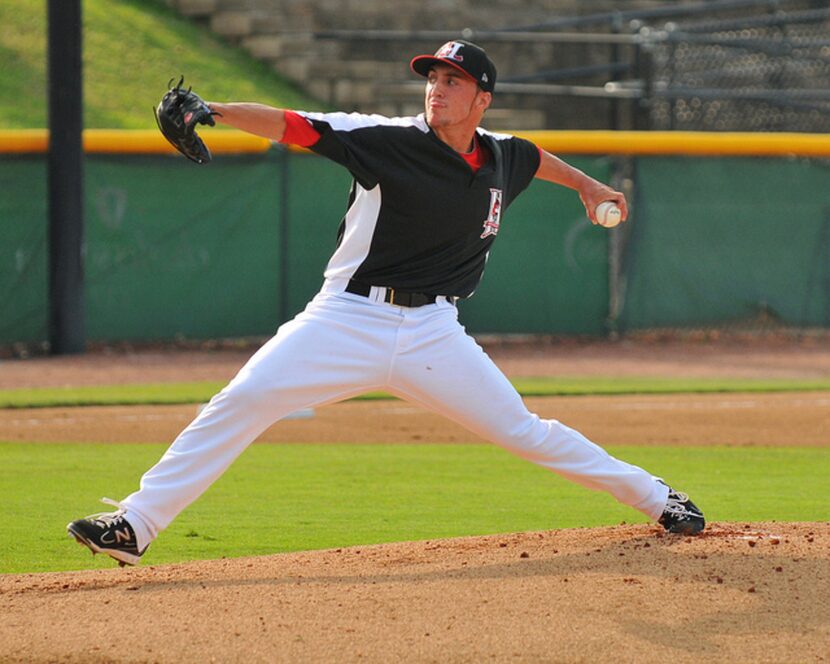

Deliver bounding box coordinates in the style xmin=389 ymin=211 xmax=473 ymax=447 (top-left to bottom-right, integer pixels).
xmin=424 ymin=64 xmax=491 ymax=129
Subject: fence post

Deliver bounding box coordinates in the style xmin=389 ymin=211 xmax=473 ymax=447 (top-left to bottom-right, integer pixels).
xmin=47 ymin=0 xmax=85 ymax=354
xmin=606 ymin=157 xmax=636 ymax=338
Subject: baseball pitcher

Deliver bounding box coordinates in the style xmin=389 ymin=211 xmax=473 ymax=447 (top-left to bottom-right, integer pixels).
xmin=68 ymin=40 xmax=704 ymax=567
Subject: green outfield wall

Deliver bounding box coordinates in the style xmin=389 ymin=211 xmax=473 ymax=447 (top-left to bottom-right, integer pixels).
xmin=623 ymin=157 xmax=830 ymax=330
xmin=1 ymin=145 xmax=828 ymax=345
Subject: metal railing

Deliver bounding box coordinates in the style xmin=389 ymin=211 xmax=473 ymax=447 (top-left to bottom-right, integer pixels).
xmin=311 ymin=0 xmax=829 ymax=133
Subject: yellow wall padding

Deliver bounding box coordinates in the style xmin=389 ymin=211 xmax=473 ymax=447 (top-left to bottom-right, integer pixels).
xmin=0 ymin=129 xmax=272 ymax=154
xmin=1 ymin=129 xmax=829 ymax=157
xmin=515 ymin=130 xmax=830 ymax=157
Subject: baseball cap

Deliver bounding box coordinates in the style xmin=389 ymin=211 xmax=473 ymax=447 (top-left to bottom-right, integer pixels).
xmin=410 ymin=40 xmax=497 ymax=93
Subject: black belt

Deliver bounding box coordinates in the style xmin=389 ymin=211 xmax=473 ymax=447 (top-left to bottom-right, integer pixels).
xmin=345 ymin=280 xmax=452 ymax=308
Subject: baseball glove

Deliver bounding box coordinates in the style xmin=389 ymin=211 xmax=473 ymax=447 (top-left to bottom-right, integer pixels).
xmin=153 ymin=76 xmax=219 ymax=164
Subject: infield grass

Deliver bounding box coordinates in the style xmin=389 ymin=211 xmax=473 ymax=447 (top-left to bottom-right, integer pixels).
xmin=3 ymin=376 xmax=830 ymax=408
xmin=1 ymin=442 xmax=827 ymax=574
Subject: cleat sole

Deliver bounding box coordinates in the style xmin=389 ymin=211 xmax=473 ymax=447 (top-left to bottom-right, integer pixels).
xmin=66 ymin=523 xmax=140 ymax=567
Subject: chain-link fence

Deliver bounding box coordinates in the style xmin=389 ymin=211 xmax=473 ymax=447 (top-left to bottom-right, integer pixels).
xmin=488 ymin=0 xmax=830 ymax=132
xmin=647 ymin=6 xmax=830 ymax=131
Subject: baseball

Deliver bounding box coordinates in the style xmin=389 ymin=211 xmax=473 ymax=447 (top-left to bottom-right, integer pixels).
xmin=595 ymin=201 xmax=622 ymax=228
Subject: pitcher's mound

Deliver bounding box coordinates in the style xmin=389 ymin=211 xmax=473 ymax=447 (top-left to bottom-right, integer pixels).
xmin=2 ymin=522 xmax=828 ymax=663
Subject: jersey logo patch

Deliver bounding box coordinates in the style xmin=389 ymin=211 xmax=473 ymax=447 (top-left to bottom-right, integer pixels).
xmin=480 ymin=188 xmax=503 ymax=239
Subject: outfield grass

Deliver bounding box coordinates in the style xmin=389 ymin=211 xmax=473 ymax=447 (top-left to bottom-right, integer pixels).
xmin=1 ymin=441 xmax=827 ymax=574
xmin=0 ymin=0 xmax=322 ymax=129
xmin=3 ymin=376 xmax=830 ymax=408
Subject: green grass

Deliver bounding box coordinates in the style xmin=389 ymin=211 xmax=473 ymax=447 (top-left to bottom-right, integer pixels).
xmin=2 ymin=376 xmax=830 ymax=408
xmin=1 ymin=441 xmax=828 ymax=574
xmin=512 ymin=376 xmax=830 ymax=396
xmin=0 ymin=0 xmax=322 ymax=129
xmin=0 ymin=382 xmax=230 ymax=409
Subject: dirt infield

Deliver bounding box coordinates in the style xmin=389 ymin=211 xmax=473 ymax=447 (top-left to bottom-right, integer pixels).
xmin=4 ymin=392 xmax=830 ymax=447
xmin=5 ymin=337 xmax=830 ymax=390
xmin=1 ymin=340 xmax=829 ymax=662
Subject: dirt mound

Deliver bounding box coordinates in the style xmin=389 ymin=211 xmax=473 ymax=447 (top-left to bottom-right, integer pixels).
xmin=2 ymin=522 xmax=828 ymax=663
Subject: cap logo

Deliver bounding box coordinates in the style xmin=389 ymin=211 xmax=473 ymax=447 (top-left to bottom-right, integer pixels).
xmin=481 ymin=73 xmax=488 ymax=82
xmin=435 ymin=41 xmax=465 ymax=62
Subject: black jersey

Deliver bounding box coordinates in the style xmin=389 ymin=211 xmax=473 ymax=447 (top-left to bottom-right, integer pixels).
xmin=299 ymin=111 xmax=540 ymax=299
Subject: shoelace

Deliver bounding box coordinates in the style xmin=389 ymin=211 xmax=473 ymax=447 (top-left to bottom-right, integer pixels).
xmin=86 ymin=497 xmax=129 ymax=528
xmin=664 ymin=491 xmax=701 ymax=517
xmin=667 ymin=489 xmax=689 ymax=503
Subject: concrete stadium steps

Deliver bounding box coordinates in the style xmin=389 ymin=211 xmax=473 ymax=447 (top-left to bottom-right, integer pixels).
xmin=166 ymin=0 xmax=829 ymax=130
xmin=172 ymin=0 xmax=582 ymax=31
xmin=163 ymin=0 xmax=599 ymax=126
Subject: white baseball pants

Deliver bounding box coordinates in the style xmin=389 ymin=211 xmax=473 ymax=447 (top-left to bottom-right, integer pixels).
xmin=122 ymin=287 xmax=669 ymax=549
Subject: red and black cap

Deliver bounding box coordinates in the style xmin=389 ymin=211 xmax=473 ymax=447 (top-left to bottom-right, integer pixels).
xmin=410 ymin=40 xmax=497 ymax=93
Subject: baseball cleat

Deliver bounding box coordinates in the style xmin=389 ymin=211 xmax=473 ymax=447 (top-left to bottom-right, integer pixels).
xmin=657 ymin=482 xmax=705 ymax=535
xmin=67 ymin=498 xmax=147 ymax=567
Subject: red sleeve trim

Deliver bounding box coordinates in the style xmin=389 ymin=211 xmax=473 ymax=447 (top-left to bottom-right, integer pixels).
xmin=280 ymin=110 xmax=322 ymax=147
